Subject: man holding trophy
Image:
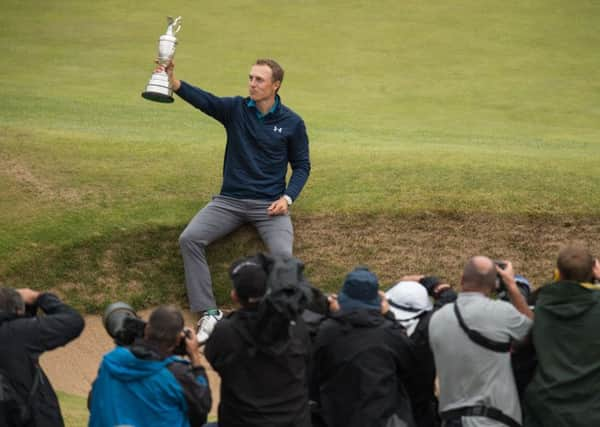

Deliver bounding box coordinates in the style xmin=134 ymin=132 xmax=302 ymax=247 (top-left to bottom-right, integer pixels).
xmin=145 ymin=18 xmax=311 ymax=343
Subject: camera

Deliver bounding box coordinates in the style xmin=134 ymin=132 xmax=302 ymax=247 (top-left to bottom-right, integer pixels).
xmin=493 ymin=261 xmax=532 ymax=303
xmin=494 ymin=260 xmax=508 ymax=291
xmin=102 ymin=302 xmax=189 ymax=355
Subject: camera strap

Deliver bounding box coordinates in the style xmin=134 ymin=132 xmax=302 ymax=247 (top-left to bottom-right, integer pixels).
xmin=453 ymin=303 xmax=511 ymax=353
xmin=0 ymin=363 xmax=41 ymax=425
xmin=441 ymin=405 xmax=521 ymax=427
xmin=19 ymin=365 xmax=42 ymax=423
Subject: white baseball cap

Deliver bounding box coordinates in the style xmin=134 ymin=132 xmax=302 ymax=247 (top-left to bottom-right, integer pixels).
xmin=385 ymin=281 xmax=433 ymax=321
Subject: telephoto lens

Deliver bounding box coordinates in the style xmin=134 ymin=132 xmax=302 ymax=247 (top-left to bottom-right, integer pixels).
xmin=102 ymin=302 xmax=145 ymax=346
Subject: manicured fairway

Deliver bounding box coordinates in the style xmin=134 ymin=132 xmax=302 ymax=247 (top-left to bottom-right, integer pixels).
xmin=1 ymin=0 xmax=599 ymax=310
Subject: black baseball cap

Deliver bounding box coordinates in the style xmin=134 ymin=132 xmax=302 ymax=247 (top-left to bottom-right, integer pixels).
xmin=229 ymin=255 xmax=268 ymax=303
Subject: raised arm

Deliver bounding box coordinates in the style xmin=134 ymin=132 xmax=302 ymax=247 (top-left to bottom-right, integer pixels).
xmin=161 ymin=60 xmax=236 ymax=125
xmin=18 ymin=291 xmax=85 ymax=353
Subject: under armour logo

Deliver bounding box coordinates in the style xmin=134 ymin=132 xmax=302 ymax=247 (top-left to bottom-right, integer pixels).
xmin=273 ymin=126 xmax=283 ymax=133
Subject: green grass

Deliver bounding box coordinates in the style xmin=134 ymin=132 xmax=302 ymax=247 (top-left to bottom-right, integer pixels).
xmin=58 ymin=391 xmax=88 ymax=427
xmin=3 ymin=2 xmax=600 ymax=421
xmin=1 ymin=0 xmax=600 ymax=308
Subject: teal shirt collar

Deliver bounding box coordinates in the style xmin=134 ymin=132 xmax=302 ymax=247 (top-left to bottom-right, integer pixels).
xmin=247 ymin=96 xmax=280 ymax=120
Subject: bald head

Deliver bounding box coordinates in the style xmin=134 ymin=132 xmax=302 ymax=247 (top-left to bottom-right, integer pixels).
xmin=557 ymin=245 xmax=594 ymax=282
xmin=462 ymin=256 xmax=497 ymax=292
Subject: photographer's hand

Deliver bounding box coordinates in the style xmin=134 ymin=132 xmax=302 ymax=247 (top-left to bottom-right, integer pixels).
xmin=593 ymin=258 xmax=600 ymax=282
xmin=377 ymin=291 xmax=390 ymax=315
xmin=401 ymin=274 xmax=425 ymax=282
xmin=183 ymin=327 xmax=204 ymax=367
xmin=17 ymin=288 xmax=40 ymax=305
xmin=379 ymin=291 xmax=390 ymax=315
xmin=327 ymin=294 xmax=340 ymax=313
xmin=496 ymin=261 xmax=533 ymax=319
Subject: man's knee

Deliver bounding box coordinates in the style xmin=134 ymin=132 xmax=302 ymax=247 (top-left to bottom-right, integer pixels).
xmin=270 ymin=242 xmax=293 ymax=257
xmin=264 ymin=229 xmax=294 ymax=257
xmin=179 ymin=228 xmax=207 ymax=252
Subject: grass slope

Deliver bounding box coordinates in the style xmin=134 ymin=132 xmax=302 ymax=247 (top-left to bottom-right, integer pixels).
xmin=1 ymin=0 xmax=599 ymax=310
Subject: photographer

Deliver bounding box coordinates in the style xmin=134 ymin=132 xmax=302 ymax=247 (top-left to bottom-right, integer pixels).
xmin=0 ymin=287 xmax=84 ymax=427
xmin=523 ymin=246 xmax=600 ymax=427
xmin=203 ymin=254 xmax=313 ymax=427
xmin=88 ymin=305 xmax=211 ymax=427
xmin=310 ymin=267 xmax=416 ymax=427
xmin=428 ymin=257 xmax=533 ymax=427
xmin=386 ymin=276 xmax=457 ymax=427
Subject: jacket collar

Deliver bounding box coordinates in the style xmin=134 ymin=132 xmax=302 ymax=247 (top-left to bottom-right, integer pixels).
xmin=332 ymin=308 xmax=385 ymax=327
xmin=246 ymin=95 xmax=280 ymax=120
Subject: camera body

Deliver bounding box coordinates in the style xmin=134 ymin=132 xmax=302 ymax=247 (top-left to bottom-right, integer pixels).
xmin=102 ymin=302 xmax=188 ymax=355
xmin=493 ymin=260 xmax=532 ymax=304
xmin=494 ymin=260 xmax=508 ymax=292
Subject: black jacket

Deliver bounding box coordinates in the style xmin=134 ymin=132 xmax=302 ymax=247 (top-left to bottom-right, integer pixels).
xmin=0 ymin=293 xmax=84 ymax=427
xmin=404 ymin=288 xmax=457 ymax=427
xmin=310 ymin=308 xmax=416 ymax=427
xmin=204 ymin=308 xmax=312 ymax=427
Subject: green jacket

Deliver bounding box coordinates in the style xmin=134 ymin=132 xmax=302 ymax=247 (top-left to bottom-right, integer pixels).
xmin=524 ymin=280 xmax=600 ymax=427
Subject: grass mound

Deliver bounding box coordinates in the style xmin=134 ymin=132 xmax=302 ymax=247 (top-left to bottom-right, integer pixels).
xmin=4 ymin=213 xmax=599 ymax=313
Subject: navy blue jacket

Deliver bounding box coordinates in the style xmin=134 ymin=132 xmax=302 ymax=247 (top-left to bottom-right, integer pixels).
xmin=176 ymin=81 xmax=310 ymax=201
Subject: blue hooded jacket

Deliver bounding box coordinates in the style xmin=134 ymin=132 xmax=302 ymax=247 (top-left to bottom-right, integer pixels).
xmin=88 ymin=346 xmax=195 ymax=427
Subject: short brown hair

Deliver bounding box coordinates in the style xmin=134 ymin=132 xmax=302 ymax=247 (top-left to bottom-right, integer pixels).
xmin=255 ymin=58 xmax=284 ymax=85
xmin=146 ymin=305 xmax=184 ymax=348
xmin=0 ymin=287 xmax=24 ymax=314
xmin=557 ymin=245 xmax=594 ymax=282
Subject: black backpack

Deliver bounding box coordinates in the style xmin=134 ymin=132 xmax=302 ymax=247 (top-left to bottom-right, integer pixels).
xmin=0 ymin=367 xmax=40 ymax=427
xmin=254 ymin=253 xmax=328 ymax=353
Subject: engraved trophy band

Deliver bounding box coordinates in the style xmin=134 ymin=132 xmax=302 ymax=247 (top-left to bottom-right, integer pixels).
xmin=142 ymin=16 xmax=182 ymax=103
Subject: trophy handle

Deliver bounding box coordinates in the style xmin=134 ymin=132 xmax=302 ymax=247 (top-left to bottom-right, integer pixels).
xmin=173 ymin=16 xmax=182 ymax=34
xmin=167 ymin=16 xmax=182 ymax=35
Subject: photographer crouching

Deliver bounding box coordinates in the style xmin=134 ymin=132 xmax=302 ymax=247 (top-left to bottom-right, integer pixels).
xmin=88 ymin=305 xmax=212 ymax=427
xmin=0 ymin=287 xmax=84 ymax=427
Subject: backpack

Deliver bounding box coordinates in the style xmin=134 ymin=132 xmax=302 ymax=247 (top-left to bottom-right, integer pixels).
xmin=0 ymin=367 xmax=40 ymax=427
xmin=254 ymin=254 xmax=328 ymax=353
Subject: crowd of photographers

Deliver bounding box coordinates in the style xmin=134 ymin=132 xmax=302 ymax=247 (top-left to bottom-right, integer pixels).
xmin=1 ymin=244 xmax=599 ymax=427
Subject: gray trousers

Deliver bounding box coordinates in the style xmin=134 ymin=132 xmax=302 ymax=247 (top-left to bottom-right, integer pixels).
xmin=179 ymin=195 xmax=294 ymax=313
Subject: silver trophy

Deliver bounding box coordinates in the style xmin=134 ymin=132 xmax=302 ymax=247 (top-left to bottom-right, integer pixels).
xmin=142 ymin=16 xmax=182 ymax=103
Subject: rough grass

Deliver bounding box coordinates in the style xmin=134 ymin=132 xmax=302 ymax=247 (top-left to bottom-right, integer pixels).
xmin=3 ymin=213 xmax=599 ymax=313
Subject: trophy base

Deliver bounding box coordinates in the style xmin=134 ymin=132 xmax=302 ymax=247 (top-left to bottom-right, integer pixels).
xmin=142 ymin=71 xmax=174 ymax=103
xmin=141 ymin=91 xmax=174 ymax=103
